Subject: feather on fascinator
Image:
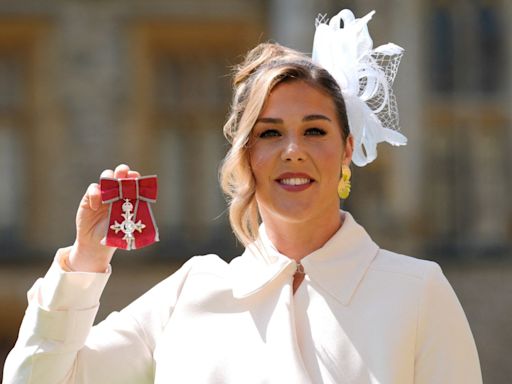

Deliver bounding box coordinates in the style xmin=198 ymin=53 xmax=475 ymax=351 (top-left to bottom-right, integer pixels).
xmin=312 ymin=9 xmax=407 ymax=166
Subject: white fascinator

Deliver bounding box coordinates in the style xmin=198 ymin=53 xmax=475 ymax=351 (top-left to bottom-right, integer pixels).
xmin=312 ymin=9 xmax=407 ymax=166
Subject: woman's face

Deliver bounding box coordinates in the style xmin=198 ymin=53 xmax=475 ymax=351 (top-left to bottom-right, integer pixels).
xmin=248 ymin=80 xmax=353 ymax=225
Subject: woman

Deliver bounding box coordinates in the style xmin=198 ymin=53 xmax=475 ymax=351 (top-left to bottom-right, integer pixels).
xmin=4 ymin=10 xmax=481 ymax=384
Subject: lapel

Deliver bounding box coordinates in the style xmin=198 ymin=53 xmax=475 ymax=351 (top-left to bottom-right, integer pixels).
xmin=230 ymin=211 xmax=379 ymax=305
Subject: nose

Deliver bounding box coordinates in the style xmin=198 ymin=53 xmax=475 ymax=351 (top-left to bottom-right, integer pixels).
xmin=280 ymin=137 xmax=306 ymax=162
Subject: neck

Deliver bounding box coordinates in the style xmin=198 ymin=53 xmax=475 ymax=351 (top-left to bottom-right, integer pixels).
xmin=261 ymin=209 xmax=343 ymax=261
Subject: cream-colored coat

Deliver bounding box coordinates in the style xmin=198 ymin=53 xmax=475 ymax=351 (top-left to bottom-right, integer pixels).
xmin=4 ymin=212 xmax=482 ymax=383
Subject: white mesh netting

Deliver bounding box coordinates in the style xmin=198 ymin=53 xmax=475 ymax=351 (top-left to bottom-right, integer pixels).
xmin=359 ymin=50 xmax=404 ymax=133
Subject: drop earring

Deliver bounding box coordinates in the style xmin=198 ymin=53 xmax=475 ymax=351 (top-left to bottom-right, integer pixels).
xmin=338 ymin=165 xmax=351 ymax=199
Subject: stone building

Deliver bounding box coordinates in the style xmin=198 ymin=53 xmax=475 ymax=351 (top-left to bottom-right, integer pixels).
xmin=0 ymin=0 xmax=511 ymax=382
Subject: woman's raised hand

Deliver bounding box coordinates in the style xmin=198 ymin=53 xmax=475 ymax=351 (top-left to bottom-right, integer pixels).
xmin=67 ymin=164 xmax=141 ymax=272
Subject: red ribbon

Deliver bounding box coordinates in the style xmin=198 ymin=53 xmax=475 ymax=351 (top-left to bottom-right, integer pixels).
xmin=100 ymin=176 xmax=159 ymax=250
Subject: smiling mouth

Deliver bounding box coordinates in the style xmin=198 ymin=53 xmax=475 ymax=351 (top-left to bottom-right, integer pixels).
xmin=278 ymin=177 xmax=313 ymax=186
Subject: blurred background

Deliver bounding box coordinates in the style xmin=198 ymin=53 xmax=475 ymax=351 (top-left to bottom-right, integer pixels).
xmin=0 ymin=0 xmax=510 ymax=382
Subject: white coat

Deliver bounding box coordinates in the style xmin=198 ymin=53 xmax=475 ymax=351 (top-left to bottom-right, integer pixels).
xmin=3 ymin=211 xmax=482 ymax=383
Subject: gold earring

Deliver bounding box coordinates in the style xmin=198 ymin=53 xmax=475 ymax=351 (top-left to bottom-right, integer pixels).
xmin=338 ymin=165 xmax=351 ymax=199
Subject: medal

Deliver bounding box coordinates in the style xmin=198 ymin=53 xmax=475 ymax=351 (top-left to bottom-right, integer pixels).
xmin=100 ymin=176 xmax=159 ymax=250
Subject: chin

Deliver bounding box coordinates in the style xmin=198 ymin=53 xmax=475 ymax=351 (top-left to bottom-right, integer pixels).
xmin=262 ymin=202 xmax=326 ymax=224
xmin=256 ymin=191 xmax=340 ymax=225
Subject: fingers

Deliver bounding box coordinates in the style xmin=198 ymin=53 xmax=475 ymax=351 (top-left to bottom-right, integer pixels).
xmin=100 ymin=169 xmax=114 ymax=179
xmin=86 ymin=183 xmax=102 ymax=211
xmin=100 ymin=165 xmax=141 ymax=180
xmin=127 ymin=170 xmax=141 ymax=178
xmin=90 ymin=165 xmax=141 ymax=211
xmin=114 ymin=164 xmax=130 ymax=179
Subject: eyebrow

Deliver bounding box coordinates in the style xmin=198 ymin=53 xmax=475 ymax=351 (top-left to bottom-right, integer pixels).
xmin=302 ymin=114 xmax=332 ymax=122
xmin=255 ymin=114 xmax=332 ymax=124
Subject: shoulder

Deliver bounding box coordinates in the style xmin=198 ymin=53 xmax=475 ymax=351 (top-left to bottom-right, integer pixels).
xmin=361 ymin=250 xmax=464 ymax=328
xmin=137 ymin=254 xmax=229 ymax=299
xmin=363 ymin=249 xmax=453 ymax=303
xmin=123 ymin=254 xmax=230 ymax=315
xmin=185 ymin=254 xmax=230 ymax=277
xmin=369 ymin=248 xmax=444 ymax=283
xmin=168 ymin=254 xmax=234 ymax=292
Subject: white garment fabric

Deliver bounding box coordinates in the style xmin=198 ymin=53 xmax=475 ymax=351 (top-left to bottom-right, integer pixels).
xmin=4 ymin=211 xmax=481 ymax=383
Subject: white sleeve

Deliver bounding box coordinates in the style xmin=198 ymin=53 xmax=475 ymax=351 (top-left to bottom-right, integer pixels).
xmin=414 ymin=263 xmax=482 ymax=384
xmin=3 ymin=249 xmax=194 ymax=384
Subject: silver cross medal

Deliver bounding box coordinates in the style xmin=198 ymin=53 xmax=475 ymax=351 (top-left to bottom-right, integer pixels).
xmin=110 ymin=199 xmax=146 ymax=250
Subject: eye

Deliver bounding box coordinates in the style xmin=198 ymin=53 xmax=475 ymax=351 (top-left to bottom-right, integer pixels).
xmin=259 ymin=129 xmax=281 ymax=138
xmin=305 ymin=127 xmax=326 ymax=136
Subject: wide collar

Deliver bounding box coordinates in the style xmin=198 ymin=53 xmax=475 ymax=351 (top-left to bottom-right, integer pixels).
xmin=230 ymin=211 xmax=379 ymax=306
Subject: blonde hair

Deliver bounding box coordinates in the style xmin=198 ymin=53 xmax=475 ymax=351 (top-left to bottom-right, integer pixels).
xmin=220 ymin=42 xmax=350 ymax=246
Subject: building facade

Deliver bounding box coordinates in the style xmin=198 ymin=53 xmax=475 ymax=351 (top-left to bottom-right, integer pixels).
xmin=0 ymin=0 xmax=511 ymax=382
